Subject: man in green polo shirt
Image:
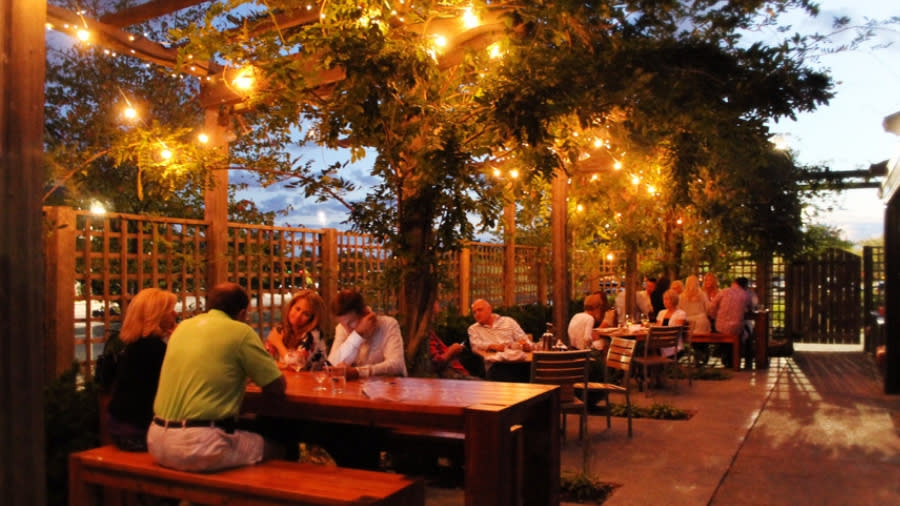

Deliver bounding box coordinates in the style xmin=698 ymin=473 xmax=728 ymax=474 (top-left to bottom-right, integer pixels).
xmin=147 ymin=282 xmax=286 ymax=471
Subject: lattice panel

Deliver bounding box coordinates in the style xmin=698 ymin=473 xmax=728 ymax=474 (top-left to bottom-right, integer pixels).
xmin=227 ymin=224 xmax=325 ymax=336
xmin=73 ymin=211 xmax=207 ymax=368
xmin=469 ymin=242 xmax=504 ymax=307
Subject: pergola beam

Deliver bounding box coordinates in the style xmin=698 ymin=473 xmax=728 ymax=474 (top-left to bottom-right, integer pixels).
xmin=47 ymin=4 xmax=217 ymax=76
xmin=99 ymin=0 xmax=209 ymax=28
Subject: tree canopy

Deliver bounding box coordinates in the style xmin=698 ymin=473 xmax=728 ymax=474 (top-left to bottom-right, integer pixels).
xmin=47 ymin=0 xmax=845 ymax=365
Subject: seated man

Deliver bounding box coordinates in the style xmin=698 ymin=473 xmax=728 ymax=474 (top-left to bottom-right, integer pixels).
xmin=328 ymin=289 xmax=407 ymax=379
xmin=467 ymin=299 xmax=532 ymax=353
xmin=709 ymin=277 xmax=754 ymax=368
xmin=568 ymin=292 xmax=615 ymax=351
xmin=147 ymin=282 xmax=286 ymax=472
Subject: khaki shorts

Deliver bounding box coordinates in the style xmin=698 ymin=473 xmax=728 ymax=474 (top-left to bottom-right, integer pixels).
xmin=146 ymin=422 xmax=264 ymax=472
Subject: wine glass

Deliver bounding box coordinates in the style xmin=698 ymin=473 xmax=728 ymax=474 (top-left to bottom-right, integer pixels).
xmin=312 ymin=366 xmax=328 ymax=391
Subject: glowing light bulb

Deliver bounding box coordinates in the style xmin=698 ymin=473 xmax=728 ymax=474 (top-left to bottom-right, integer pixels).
xmin=493 ymin=168 xmax=502 ymax=178
xmin=197 ymin=133 xmax=209 ymax=144
xmin=576 ymin=203 xmax=584 ymax=213
xmin=232 ymin=67 xmax=255 ymax=91
xmin=462 ymin=8 xmax=479 ymax=29
xmin=614 ymin=161 xmax=623 ymax=170
xmin=488 ymin=43 xmax=502 ymax=59
xmin=509 ymin=169 xmax=519 ymax=179
xmin=123 ymin=106 xmax=137 ymax=120
xmin=76 ymin=28 xmax=90 ymax=42
xmin=433 ymin=34 xmax=447 ymax=48
xmin=647 ymin=184 xmax=656 ymax=195
xmin=160 ymin=149 xmax=172 ymax=160
xmin=606 ymin=253 xmax=614 ymax=261
xmin=631 ymin=175 xmax=640 ymax=185
xmin=90 ymin=202 xmax=106 ymax=215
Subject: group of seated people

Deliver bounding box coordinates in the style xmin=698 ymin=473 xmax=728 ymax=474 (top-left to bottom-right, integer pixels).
xmin=103 ymin=283 xmax=412 ymax=474
xmin=574 ymin=272 xmax=757 ymax=368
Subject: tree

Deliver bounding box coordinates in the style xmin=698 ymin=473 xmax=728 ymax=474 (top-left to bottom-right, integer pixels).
xmin=169 ymin=0 xmax=838 ymax=362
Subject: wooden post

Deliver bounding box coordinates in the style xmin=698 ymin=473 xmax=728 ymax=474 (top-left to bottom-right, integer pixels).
xmin=537 ymin=254 xmax=547 ymax=308
xmin=503 ymin=203 xmax=515 ymax=307
xmin=884 ymin=194 xmax=900 ymax=394
xmin=320 ymin=228 xmax=339 ymax=310
xmin=201 ymin=104 xmax=230 ymax=290
xmin=551 ymin=168 xmax=569 ymax=340
xmin=459 ymin=246 xmax=471 ymax=315
xmin=863 ymin=246 xmax=875 ymax=354
xmin=43 ymin=207 xmax=76 ymax=381
xmin=1 ymin=0 xmax=48 ymax=502
xmin=755 ymin=260 xmax=770 ymax=369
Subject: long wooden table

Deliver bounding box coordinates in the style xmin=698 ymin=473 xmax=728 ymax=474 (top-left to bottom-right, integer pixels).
xmin=243 ymin=373 xmax=560 ymax=506
xmin=691 ymin=332 xmax=740 ymax=371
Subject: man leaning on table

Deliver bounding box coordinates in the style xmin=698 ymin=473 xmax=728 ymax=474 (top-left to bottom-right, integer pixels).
xmin=468 ymin=299 xmax=533 ymax=352
xmin=147 ymin=282 xmax=286 ymax=472
xmin=328 ymin=289 xmax=408 ymax=380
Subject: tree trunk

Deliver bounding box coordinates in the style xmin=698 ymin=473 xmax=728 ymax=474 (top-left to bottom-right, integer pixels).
xmin=396 ymin=192 xmax=438 ymax=366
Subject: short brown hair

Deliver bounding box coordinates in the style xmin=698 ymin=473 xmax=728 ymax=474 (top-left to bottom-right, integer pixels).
xmin=207 ymin=282 xmax=250 ymax=319
xmin=332 ymin=289 xmax=366 ymax=316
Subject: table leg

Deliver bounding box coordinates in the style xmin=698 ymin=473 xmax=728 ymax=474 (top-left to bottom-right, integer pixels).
xmin=464 ymin=406 xmax=513 ymax=506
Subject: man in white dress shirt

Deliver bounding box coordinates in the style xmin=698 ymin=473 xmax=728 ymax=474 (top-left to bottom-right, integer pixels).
xmin=467 ymin=299 xmax=532 ymax=353
xmin=328 ymin=289 xmax=407 ymax=380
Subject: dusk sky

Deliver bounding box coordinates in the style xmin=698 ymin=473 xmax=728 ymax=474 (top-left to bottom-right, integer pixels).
xmin=236 ymin=1 xmax=900 ymax=243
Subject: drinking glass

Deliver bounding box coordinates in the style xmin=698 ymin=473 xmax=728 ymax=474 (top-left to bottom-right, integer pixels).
xmin=312 ymin=367 xmax=328 ymax=391
xmin=330 ymin=364 xmax=347 ymax=394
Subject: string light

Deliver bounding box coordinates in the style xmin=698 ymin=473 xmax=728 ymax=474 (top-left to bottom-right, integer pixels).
xmin=197 ymin=133 xmax=209 ymax=144
xmin=509 ymin=169 xmax=519 ymax=179
xmin=89 ymin=201 xmax=107 ymax=215
xmin=160 ymin=148 xmax=173 ymax=160
xmin=462 ymin=7 xmax=480 ymax=29
xmin=232 ymin=66 xmax=255 ymax=91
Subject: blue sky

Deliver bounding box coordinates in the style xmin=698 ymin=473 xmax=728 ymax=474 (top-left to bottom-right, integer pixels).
xmin=236 ymin=1 xmax=900 ymax=242
xmin=761 ymin=0 xmax=900 ymax=242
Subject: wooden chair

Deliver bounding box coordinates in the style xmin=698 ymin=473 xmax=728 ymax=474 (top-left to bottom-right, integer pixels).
xmin=633 ymin=325 xmax=683 ymax=394
xmin=574 ymin=337 xmax=637 ymax=437
xmin=530 ymin=349 xmax=590 ymax=441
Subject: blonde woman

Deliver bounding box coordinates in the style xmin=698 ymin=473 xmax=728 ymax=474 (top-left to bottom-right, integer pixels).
xmin=266 ymin=290 xmax=330 ymax=368
xmin=107 ymin=288 xmax=177 ymax=451
xmin=702 ymin=272 xmax=720 ymax=303
xmin=679 ymin=275 xmax=711 ymax=333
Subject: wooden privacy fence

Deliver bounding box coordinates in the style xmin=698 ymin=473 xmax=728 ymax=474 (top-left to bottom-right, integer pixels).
xmin=786 ymin=248 xmax=862 ymax=344
xmin=42 ymin=206 xmax=571 ymax=379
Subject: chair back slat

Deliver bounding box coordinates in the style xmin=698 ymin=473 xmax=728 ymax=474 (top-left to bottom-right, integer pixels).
xmin=644 ymin=326 xmax=681 ymax=357
xmin=606 ymin=337 xmax=636 ymax=372
xmin=530 ymin=350 xmax=590 ymax=403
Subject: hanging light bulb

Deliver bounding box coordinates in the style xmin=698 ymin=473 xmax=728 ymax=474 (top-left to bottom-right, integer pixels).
xmin=197 ymin=133 xmax=210 ymax=144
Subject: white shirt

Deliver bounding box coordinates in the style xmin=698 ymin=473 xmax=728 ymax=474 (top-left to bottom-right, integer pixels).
xmin=568 ymin=312 xmax=595 ymax=350
xmin=328 ymin=315 xmax=407 ymax=378
xmin=467 ymin=314 xmax=527 ymax=352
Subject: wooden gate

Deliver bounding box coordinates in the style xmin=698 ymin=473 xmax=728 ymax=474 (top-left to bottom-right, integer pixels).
xmin=786 ymin=248 xmax=862 ymax=344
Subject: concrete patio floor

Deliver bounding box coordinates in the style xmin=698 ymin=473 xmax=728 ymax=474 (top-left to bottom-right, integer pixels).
xmin=425 ymin=350 xmax=900 ymax=505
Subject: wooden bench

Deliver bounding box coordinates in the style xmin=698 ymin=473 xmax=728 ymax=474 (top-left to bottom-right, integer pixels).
xmin=690 ymin=332 xmax=740 ymax=371
xmin=69 ymin=445 xmax=425 ymax=506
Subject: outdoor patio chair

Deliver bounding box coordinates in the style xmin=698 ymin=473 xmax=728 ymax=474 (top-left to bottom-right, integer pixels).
xmin=633 ymin=325 xmax=683 ymax=394
xmin=530 ymin=349 xmax=590 ymax=441
xmin=574 ymin=337 xmax=636 ymax=437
